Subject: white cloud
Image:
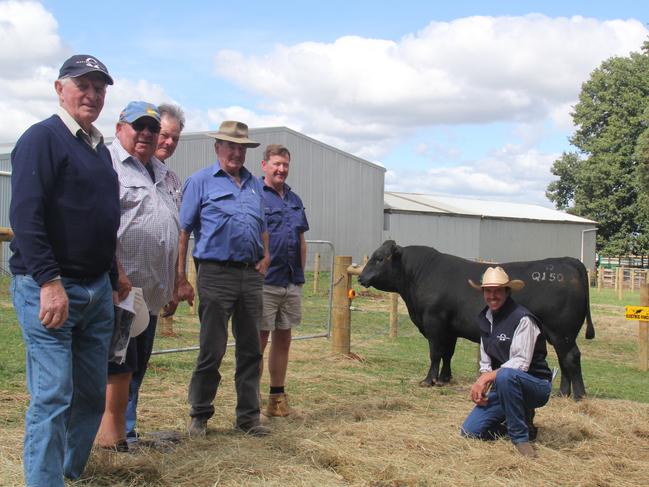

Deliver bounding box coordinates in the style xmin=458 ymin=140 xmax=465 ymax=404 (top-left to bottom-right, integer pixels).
xmin=386 ymin=144 xmax=560 ymax=207
xmin=214 ymin=14 xmax=647 ymax=159
xmin=0 ymin=2 xmax=184 ymax=142
xmin=0 ymin=1 xmax=64 ymax=78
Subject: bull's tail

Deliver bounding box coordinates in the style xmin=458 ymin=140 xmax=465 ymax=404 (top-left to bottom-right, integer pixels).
xmin=583 ymin=266 xmax=595 ymax=340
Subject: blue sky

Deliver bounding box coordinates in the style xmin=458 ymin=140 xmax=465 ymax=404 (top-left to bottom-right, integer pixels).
xmin=3 ymin=0 xmax=649 ymax=206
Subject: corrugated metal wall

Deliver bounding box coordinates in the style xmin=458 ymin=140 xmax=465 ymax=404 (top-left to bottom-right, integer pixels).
xmin=163 ymin=127 xmax=385 ymax=264
xmin=384 ymin=212 xmax=597 ymax=269
xmin=1 ymin=127 xmax=386 ymax=271
xmin=383 ymin=211 xmax=481 ymax=259
xmin=480 ymin=218 xmax=597 ymax=268
xmin=1 ymin=153 xmax=11 ymax=273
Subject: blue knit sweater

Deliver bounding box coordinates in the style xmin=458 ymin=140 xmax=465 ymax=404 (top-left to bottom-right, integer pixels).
xmin=9 ymin=115 xmax=120 ymax=286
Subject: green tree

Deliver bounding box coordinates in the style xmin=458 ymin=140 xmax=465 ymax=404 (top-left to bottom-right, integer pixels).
xmin=546 ymin=42 xmax=649 ymax=254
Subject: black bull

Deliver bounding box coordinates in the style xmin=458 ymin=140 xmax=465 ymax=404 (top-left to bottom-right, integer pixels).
xmin=358 ymin=240 xmax=595 ymax=400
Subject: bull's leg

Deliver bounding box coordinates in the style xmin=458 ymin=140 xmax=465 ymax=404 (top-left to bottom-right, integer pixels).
xmin=420 ymin=337 xmax=441 ymax=387
xmin=554 ymin=351 xmax=572 ymax=397
xmin=438 ymin=335 xmax=458 ymax=384
xmin=554 ymin=341 xmax=586 ymax=400
xmin=564 ymin=344 xmax=586 ymax=400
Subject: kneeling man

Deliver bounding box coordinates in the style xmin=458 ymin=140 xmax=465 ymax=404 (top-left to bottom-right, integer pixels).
xmin=461 ymin=267 xmax=552 ymax=458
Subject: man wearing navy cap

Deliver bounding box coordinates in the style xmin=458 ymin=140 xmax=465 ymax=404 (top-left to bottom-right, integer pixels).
xmin=9 ymin=54 xmax=119 ymax=486
xmin=94 ymin=102 xmax=181 ymax=450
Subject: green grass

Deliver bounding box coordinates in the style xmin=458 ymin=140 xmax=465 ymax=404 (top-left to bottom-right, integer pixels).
xmin=2 ymin=275 xmax=649 ymax=405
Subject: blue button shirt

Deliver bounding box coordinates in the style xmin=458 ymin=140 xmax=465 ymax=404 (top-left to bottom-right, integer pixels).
xmin=180 ymin=162 xmax=267 ymax=263
xmin=262 ymin=178 xmax=309 ymax=286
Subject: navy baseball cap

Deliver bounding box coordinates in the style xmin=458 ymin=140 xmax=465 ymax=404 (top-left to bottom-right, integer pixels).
xmin=118 ymin=101 xmax=161 ymax=124
xmin=58 ymin=55 xmax=114 ymax=85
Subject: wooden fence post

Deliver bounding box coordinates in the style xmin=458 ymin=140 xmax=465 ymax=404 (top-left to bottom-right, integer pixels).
xmin=313 ymin=252 xmax=321 ymax=293
xmin=597 ymin=267 xmax=603 ymax=292
xmin=617 ymin=267 xmax=624 ymax=301
xmin=389 ymin=292 xmax=398 ymax=338
xmin=640 ymin=284 xmax=649 ymax=371
xmin=331 ymin=256 xmax=352 ymax=355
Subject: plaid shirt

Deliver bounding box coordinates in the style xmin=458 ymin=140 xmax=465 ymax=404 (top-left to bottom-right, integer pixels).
xmin=110 ymin=139 xmax=180 ymax=314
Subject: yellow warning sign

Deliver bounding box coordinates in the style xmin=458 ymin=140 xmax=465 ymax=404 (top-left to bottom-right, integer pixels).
xmin=625 ymin=306 xmax=649 ymax=321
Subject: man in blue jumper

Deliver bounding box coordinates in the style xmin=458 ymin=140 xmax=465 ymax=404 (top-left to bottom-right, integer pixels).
xmin=461 ymin=266 xmax=552 ymax=458
xmin=258 ymin=144 xmax=309 ymax=417
xmin=9 ymin=54 xmax=120 ymax=487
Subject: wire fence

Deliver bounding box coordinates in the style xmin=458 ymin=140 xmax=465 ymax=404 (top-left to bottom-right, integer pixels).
xmin=151 ymin=240 xmax=335 ymax=356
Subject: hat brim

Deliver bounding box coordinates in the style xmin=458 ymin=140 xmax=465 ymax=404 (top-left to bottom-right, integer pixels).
xmin=207 ymin=132 xmax=260 ymax=148
xmin=128 ymin=288 xmax=149 ymax=338
xmin=468 ymin=279 xmax=525 ymax=292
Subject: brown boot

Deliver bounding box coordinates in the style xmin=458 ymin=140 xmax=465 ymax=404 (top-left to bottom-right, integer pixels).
xmin=515 ymin=441 xmax=537 ymax=458
xmin=266 ymin=393 xmax=291 ymax=417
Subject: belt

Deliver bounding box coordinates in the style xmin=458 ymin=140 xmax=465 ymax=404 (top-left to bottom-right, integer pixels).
xmin=206 ymin=259 xmax=256 ymax=269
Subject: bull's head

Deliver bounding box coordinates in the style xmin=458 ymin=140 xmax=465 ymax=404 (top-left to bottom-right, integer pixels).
xmin=358 ymin=240 xmax=402 ymax=292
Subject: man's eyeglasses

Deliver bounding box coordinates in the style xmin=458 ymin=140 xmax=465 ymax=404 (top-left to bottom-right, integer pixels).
xmin=130 ymin=120 xmax=160 ymax=133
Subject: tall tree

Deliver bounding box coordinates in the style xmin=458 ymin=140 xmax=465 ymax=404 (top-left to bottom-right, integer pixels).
xmin=546 ymin=42 xmax=649 ymax=254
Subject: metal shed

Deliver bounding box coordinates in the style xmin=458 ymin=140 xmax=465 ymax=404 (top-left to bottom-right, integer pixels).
xmin=383 ymin=192 xmax=598 ymax=270
xmin=0 ymin=127 xmax=386 ymax=271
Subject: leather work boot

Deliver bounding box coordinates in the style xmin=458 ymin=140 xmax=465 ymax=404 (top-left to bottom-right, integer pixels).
xmin=187 ymin=417 xmax=207 ymax=438
xmin=266 ymin=392 xmax=291 ymax=417
xmin=515 ymin=441 xmax=537 ymax=458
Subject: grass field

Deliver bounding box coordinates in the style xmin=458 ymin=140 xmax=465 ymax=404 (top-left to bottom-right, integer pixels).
xmin=1 ymin=276 xmax=648 ymax=486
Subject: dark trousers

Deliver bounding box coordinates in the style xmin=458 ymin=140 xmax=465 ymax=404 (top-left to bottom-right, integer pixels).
xmin=126 ymin=314 xmax=158 ymax=439
xmin=188 ymin=262 xmax=263 ymax=427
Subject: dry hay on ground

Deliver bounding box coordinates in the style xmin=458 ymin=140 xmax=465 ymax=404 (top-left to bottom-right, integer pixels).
xmin=2 ymin=349 xmax=649 ymax=486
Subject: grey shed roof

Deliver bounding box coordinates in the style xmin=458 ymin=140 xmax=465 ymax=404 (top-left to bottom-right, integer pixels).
xmin=385 ymin=191 xmax=597 ymax=224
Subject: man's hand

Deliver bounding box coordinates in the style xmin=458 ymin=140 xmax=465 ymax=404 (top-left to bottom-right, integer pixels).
xmin=39 ymin=280 xmax=69 ymax=329
xmin=177 ymin=277 xmax=194 ymax=306
xmin=470 ymin=370 xmax=496 ymax=406
xmin=256 ymin=255 xmax=270 ymax=276
xmin=162 ymin=299 xmax=179 ymax=318
xmin=117 ymin=267 xmax=132 ymax=302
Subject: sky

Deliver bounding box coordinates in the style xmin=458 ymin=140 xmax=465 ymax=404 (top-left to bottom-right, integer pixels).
xmin=1 ymin=0 xmax=649 ymax=207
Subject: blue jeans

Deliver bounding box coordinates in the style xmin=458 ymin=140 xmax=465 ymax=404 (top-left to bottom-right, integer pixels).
xmin=125 ymin=314 xmax=158 ymax=440
xmin=11 ymin=274 xmax=114 ymax=487
xmin=461 ymin=368 xmax=551 ymax=444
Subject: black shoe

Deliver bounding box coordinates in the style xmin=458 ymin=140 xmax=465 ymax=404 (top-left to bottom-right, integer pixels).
xmin=97 ymin=439 xmax=129 ymax=453
xmin=188 ymin=417 xmax=207 ymax=437
xmin=235 ymin=422 xmax=271 ymax=437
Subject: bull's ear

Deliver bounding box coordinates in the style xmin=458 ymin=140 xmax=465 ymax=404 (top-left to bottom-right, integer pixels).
xmin=389 ymin=241 xmax=402 ymax=257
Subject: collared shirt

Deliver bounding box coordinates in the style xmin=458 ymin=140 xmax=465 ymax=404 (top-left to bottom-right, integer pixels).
xmin=164 ymin=167 xmax=182 ymax=210
xmin=262 ymin=178 xmax=309 ymax=286
xmin=57 ymin=106 xmax=104 ymax=150
xmin=180 ymin=162 xmax=266 ymax=263
xmin=109 ymin=138 xmax=180 ymax=314
xmin=479 ymin=310 xmax=541 ymax=373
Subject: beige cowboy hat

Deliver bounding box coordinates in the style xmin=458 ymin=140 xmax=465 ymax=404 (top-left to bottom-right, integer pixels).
xmin=468 ymin=266 xmax=525 ymax=291
xmin=207 ymin=120 xmax=260 ymax=148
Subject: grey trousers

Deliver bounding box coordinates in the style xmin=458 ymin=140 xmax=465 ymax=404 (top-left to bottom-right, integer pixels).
xmin=188 ymin=262 xmax=263 ymax=427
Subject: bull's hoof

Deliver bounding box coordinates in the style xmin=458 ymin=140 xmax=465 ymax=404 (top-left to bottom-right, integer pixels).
xmin=418 ymin=379 xmax=434 ymax=387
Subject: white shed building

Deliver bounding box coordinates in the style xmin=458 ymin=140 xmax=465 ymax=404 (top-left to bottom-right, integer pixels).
xmin=383 ymin=192 xmax=598 ymax=270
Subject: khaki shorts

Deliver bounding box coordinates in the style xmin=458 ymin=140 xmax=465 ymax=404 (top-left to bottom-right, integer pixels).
xmin=261 ymin=283 xmax=303 ymax=331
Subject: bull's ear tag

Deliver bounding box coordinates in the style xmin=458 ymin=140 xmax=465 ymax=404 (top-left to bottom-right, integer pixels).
xmin=386 ymin=255 xmax=391 ymax=261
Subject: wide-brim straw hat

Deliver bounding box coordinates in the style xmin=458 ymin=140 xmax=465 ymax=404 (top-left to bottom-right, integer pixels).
xmin=207 ymin=120 xmax=260 ymax=148
xmin=468 ymin=266 xmax=525 ymax=291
